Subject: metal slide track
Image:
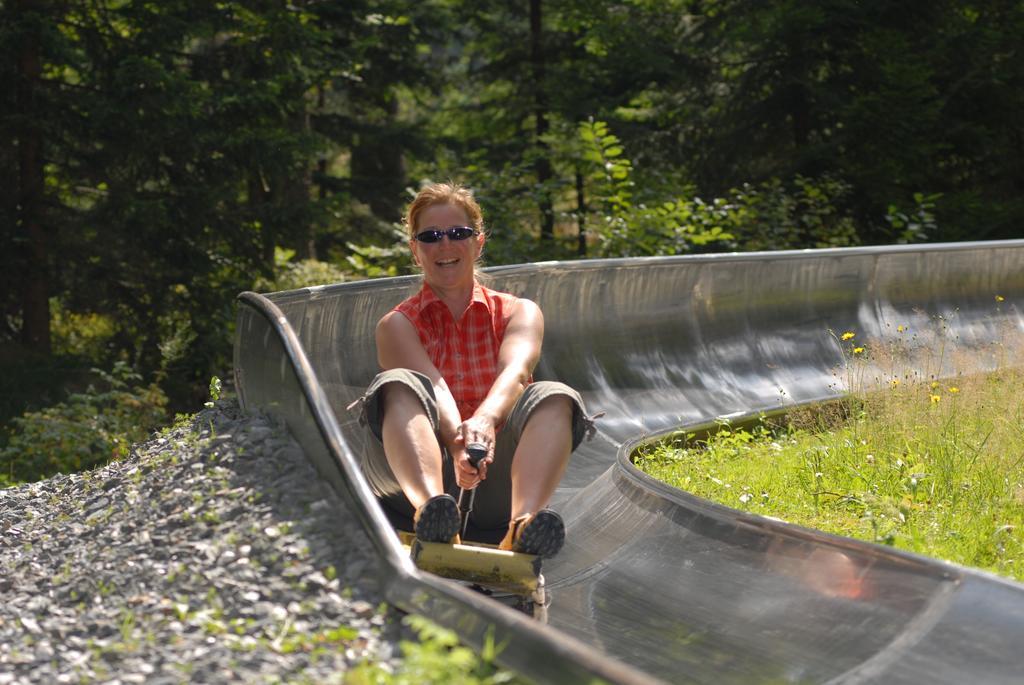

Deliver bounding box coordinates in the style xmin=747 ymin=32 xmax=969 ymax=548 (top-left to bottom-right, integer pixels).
xmin=233 ymin=241 xmax=1024 ymax=684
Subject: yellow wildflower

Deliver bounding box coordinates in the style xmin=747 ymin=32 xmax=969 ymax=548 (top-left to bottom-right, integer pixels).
xmin=890 ymin=379 xmax=900 ymax=388
xmin=995 ymin=295 xmax=1005 ymax=302
xmin=948 ymin=386 xmax=960 ymax=394
xmin=841 ymin=332 xmax=855 ymax=341
xmin=853 ymin=346 xmax=865 ymax=355
xmin=897 ymin=325 xmax=906 ymax=333
xmin=930 ymin=394 xmax=941 ymax=404
xmin=930 ymin=381 xmax=940 ymax=389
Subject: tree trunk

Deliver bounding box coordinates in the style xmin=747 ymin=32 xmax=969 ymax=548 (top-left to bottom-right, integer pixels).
xmin=785 ymin=34 xmax=810 ymax=150
xmin=16 ymin=0 xmax=50 ymax=354
xmin=307 ymin=85 xmax=332 ymax=262
xmin=298 ymin=89 xmax=317 ymax=261
xmin=575 ymin=168 xmax=586 ymax=257
xmin=248 ymin=171 xmax=276 ymax=277
xmin=530 ymin=0 xmax=554 ymax=242
xmin=350 ymin=94 xmax=406 ymax=223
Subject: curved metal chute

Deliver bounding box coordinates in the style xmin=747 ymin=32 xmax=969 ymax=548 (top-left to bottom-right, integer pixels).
xmin=234 ymin=241 xmax=1024 ymax=684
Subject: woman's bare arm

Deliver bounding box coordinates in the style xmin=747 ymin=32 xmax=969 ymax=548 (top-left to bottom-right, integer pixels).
xmin=459 ymin=299 xmax=544 ymax=471
xmin=375 ymin=311 xmax=464 ymax=452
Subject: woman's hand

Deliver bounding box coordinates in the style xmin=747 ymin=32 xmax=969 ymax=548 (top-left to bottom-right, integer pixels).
xmin=451 ymin=443 xmax=480 ymax=489
xmin=453 ymin=415 xmax=496 ymax=488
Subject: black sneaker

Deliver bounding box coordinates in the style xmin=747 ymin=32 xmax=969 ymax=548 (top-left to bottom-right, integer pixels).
xmin=505 ymin=509 xmax=565 ymax=558
xmin=413 ymin=494 xmax=461 ymax=544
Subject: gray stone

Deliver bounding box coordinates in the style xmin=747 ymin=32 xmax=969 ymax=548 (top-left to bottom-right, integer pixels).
xmin=0 ymin=401 xmax=402 ymax=683
xmin=19 ymin=616 xmax=42 ymax=634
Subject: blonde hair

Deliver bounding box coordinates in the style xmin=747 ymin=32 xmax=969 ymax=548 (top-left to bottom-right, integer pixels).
xmin=404 ymin=182 xmax=484 ymax=238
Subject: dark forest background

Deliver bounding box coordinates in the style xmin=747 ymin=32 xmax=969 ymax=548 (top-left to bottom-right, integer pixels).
xmin=2 ymin=0 xmax=1022 ymax=482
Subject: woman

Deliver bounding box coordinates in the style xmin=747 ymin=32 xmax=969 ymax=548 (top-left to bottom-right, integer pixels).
xmin=351 ymin=182 xmax=594 ymax=558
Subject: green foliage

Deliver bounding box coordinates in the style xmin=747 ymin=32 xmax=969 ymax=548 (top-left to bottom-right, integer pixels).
xmin=578 ymin=119 xmax=634 ymax=215
xmin=255 ymin=247 xmax=351 ymax=293
xmin=577 ymin=119 xmax=729 ymax=257
xmin=157 ymin=296 xmax=199 ymax=375
xmin=343 ymin=227 xmax=416 ymax=280
xmin=886 ymin=192 xmax=942 ymax=244
xmin=252 ymin=241 xmax=419 ymax=292
xmin=2 ymin=0 xmax=442 ymax=417
xmin=203 ymin=376 xmax=222 ymax=410
xmin=0 ymin=348 xmax=98 ymax=444
xmin=577 ymin=120 xmax=858 ymax=257
xmin=49 ymin=298 xmax=117 ymax=363
xmin=0 ymin=362 xmax=168 ymax=485
xmin=727 ymin=176 xmax=861 ymax=251
xmin=347 ymin=614 xmax=523 ymax=685
xmin=679 ymin=1 xmax=1024 ymax=242
xmin=3 ymin=0 xmax=1022 ymax=449
xmin=208 ymin=376 xmax=222 ymax=402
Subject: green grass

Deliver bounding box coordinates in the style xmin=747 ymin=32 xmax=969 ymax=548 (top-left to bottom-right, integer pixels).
xmin=635 ymin=359 xmax=1024 ymax=582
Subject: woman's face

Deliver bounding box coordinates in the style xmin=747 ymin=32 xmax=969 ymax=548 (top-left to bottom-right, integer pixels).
xmin=410 ymin=203 xmax=484 ymax=290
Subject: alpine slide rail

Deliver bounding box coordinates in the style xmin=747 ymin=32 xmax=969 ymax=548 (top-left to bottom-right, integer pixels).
xmin=233 ymin=240 xmax=1024 ymax=684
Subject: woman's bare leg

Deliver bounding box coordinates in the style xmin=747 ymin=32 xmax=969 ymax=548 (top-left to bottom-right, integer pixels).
xmin=380 ymin=383 xmax=444 ymax=510
xmin=509 ymin=395 xmax=574 ymax=518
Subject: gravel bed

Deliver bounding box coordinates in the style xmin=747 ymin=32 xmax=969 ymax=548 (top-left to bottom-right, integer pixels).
xmin=0 ymin=400 xmax=403 ymax=684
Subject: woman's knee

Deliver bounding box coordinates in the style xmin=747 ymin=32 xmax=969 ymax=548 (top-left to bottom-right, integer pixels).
xmin=379 ymin=379 xmax=424 ymax=412
xmin=524 ymin=382 xmax=592 ymax=451
xmin=503 ymin=381 xmax=591 ymax=451
xmin=525 ymin=393 xmax=574 ymax=423
xmin=362 ymin=368 xmax=439 ymax=438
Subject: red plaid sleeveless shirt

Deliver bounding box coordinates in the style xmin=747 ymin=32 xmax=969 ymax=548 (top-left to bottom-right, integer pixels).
xmin=393 ymin=283 xmax=528 ymax=419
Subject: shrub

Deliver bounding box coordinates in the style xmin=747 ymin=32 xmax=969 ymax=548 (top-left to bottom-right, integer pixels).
xmin=0 ymin=361 xmax=168 ymax=484
xmin=343 ymin=233 xmax=412 ymax=280
xmin=255 ymin=247 xmax=351 ymax=293
xmin=49 ymin=297 xmax=117 ymax=363
xmin=576 ymin=120 xmax=860 ymax=257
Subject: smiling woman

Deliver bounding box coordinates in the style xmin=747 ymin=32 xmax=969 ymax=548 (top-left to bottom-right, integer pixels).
xmin=347 ymin=182 xmax=598 ymax=558
xmin=409 ymin=202 xmax=484 ymax=292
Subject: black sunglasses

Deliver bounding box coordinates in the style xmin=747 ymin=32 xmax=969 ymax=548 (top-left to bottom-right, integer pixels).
xmin=413 ymin=226 xmax=479 ymax=243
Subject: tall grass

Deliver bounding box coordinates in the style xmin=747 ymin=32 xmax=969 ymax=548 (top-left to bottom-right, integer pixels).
xmin=635 ymin=323 xmax=1024 ymax=581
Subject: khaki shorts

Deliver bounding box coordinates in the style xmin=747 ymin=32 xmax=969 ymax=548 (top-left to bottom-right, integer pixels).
xmin=351 ymin=368 xmax=594 ymax=531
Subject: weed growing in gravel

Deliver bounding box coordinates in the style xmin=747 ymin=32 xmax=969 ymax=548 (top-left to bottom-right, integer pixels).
xmin=347 ymin=614 xmax=526 ymax=685
xmin=636 ymin=318 xmax=1024 ymax=580
xmin=276 ymin=624 xmax=360 ymax=654
xmin=51 ymin=560 xmax=73 ymax=586
xmin=94 ymin=577 xmax=117 ymax=596
xmin=119 ymin=610 xmax=137 ymax=644
xmin=205 ymin=376 xmax=223 ymax=408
